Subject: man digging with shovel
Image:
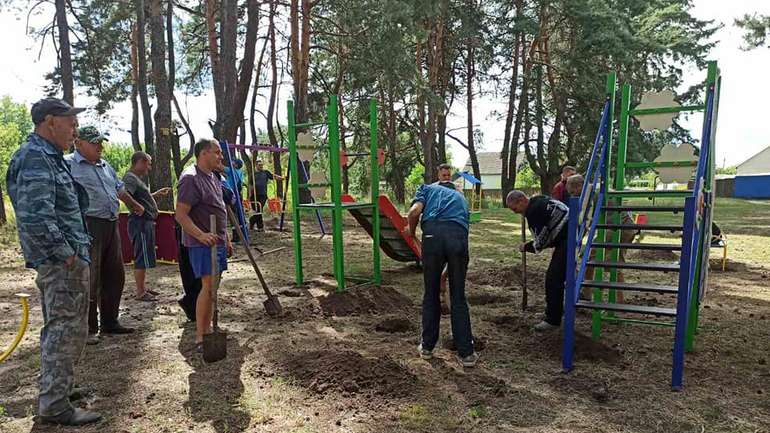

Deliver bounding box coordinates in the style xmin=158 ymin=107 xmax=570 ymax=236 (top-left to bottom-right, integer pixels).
xmin=175 ymin=139 xmax=233 ymax=355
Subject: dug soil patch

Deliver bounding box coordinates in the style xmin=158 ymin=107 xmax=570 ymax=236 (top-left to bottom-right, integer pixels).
xmin=628 ymin=249 xmax=679 ymax=262
xmin=316 ymin=286 xmax=412 ymax=317
xmin=467 ymin=293 xmax=513 ymax=305
xmin=276 ymin=350 xmax=416 ymax=398
xmin=374 ymin=317 xmax=414 ymax=333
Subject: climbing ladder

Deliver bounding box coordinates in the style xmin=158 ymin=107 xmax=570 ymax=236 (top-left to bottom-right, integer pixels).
xmin=562 ymin=62 xmax=721 ymax=390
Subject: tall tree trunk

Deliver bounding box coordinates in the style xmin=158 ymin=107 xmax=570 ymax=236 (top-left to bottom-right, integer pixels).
xmin=55 ymin=0 xmax=74 ymax=104
xmin=0 ymin=186 xmax=6 ymax=226
xmin=500 ymin=0 xmax=523 ymax=198
xmin=385 ymin=91 xmax=406 ymax=204
xmin=148 ymin=0 xmax=173 ymax=210
xmin=172 ymin=94 xmax=195 ymax=176
xmin=206 ymin=0 xmax=224 ymax=125
xmin=465 ymin=43 xmax=481 ymax=196
xmin=129 ymin=23 xmax=141 ymax=151
xmin=266 ymin=0 xmax=283 ymax=198
xmin=250 ymin=24 xmax=270 ymax=145
xmin=135 ymin=1 xmax=155 ymax=154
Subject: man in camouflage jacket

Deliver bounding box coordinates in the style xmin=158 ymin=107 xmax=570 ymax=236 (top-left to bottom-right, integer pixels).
xmin=6 ymin=97 xmax=102 ymax=426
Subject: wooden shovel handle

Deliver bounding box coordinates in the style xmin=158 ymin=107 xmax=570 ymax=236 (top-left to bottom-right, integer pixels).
xmin=226 ymin=206 xmax=275 ymax=298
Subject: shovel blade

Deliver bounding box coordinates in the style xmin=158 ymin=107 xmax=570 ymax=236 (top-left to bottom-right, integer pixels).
xmin=263 ymin=296 xmax=283 ymax=317
xmin=202 ymin=331 xmax=227 ymax=363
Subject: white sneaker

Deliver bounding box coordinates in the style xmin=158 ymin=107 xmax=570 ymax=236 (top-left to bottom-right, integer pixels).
xmin=533 ymin=321 xmax=559 ymax=332
xmin=417 ymin=343 xmax=433 ymax=360
xmin=457 ymin=351 xmax=479 ymax=367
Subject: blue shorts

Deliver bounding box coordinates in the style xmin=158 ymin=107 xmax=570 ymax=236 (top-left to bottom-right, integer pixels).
xmin=188 ymin=245 xmax=228 ymax=278
xmin=128 ymin=217 xmax=156 ymax=269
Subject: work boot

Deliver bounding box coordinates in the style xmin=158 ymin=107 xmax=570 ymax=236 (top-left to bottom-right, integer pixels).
xmin=39 ymin=408 xmax=102 ymax=426
xmin=101 ymin=323 xmax=135 ymax=334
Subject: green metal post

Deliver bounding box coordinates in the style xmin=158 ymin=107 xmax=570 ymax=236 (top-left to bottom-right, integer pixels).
xmin=328 ymin=95 xmax=346 ymax=292
xmin=615 ymin=84 xmax=632 ymax=192
xmin=605 ymin=73 xmax=620 ymax=312
xmin=370 ymin=99 xmax=382 ymax=285
xmin=592 ymin=73 xmax=616 ymax=336
xmin=288 ymin=100 xmax=304 ymax=286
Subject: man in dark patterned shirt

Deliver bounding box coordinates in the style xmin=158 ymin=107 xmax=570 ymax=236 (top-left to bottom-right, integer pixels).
xmin=6 ymin=97 xmax=101 ymax=425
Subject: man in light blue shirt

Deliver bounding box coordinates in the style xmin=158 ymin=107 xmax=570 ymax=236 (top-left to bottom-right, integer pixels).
xmin=404 ymin=182 xmax=478 ymax=367
xmin=65 ymin=126 xmax=144 ymax=342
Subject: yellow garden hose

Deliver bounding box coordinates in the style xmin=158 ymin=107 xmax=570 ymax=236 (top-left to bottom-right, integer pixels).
xmin=0 ymin=293 xmax=30 ymax=363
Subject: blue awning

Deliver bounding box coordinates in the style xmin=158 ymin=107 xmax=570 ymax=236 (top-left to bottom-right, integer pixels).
xmin=459 ymin=171 xmax=482 ymax=185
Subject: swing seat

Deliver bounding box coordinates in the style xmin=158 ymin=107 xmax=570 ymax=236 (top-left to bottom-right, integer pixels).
xmin=268 ymin=198 xmax=282 ymax=213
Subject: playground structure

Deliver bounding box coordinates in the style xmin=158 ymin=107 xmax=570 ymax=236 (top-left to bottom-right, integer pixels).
xmin=562 ymin=61 xmax=721 ymax=390
xmin=0 ymin=293 xmax=30 ymax=363
xmin=457 ymin=171 xmax=483 ymax=223
xmin=288 ymin=96 xmax=383 ymax=292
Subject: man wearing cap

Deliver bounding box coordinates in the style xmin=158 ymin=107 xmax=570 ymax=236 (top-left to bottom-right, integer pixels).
xmin=248 ymin=158 xmax=283 ymax=232
xmin=65 ymin=126 xmax=144 ymax=342
xmin=6 ymin=97 xmax=101 ymax=425
xmin=123 ymin=151 xmax=172 ymax=301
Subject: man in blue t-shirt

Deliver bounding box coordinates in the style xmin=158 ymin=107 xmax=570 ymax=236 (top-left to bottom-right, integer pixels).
xmin=404 ymin=182 xmax=478 ymax=367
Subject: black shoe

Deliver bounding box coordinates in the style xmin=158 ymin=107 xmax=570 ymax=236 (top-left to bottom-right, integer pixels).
xmin=101 ymin=324 xmax=135 ymax=334
xmin=178 ymin=299 xmax=196 ymax=322
xmin=39 ymin=408 xmax=102 ymax=426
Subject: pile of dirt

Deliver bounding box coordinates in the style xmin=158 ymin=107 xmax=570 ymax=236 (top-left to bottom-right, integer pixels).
xmin=276 ymin=350 xmax=416 ymax=397
xmin=467 ymin=293 xmax=513 ymax=306
xmin=627 ymin=249 xmax=679 ymax=262
xmin=374 ymin=317 xmax=414 ymax=333
xmin=317 ymin=286 xmax=412 ymax=317
xmin=467 ymin=267 xmax=522 ymax=287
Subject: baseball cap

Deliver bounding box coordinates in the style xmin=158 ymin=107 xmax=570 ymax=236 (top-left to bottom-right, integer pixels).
xmin=30 ymin=97 xmax=86 ymax=125
xmin=78 ymin=126 xmax=109 ymax=144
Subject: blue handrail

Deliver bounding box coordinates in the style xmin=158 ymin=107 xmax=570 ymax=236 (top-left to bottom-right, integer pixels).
xmin=576 ymin=99 xmax=611 ymax=244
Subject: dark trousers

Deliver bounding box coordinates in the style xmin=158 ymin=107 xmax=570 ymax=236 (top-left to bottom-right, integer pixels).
xmin=545 ymin=238 xmax=568 ymax=326
xmin=175 ymin=223 xmax=201 ymax=318
xmin=84 ymin=217 xmax=125 ymax=332
xmin=421 ymin=221 xmax=474 ymax=357
xmin=249 ymin=193 xmax=268 ymax=230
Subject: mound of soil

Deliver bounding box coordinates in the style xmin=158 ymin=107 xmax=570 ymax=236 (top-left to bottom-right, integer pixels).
xmin=317 ymin=286 xmax=412 ymax=317
xmin=441 ymin=335 xmax=487 ymax=352
xmin=467 ymin=267 xmax=521 ymax=287
xmin=374 ymin=317 xmax=414 ymax=333
xmin=467 ymin=293 xmax=512 ymax=306
xmin=277 ymin=350 xmax=416 ymax=397
xmin=278 ymin=289 xmax=304 ymax=298
xmin=486 ymin=315 xmax=529 ymax=329
xmin=628 ymin=249 xmax=679 ymax=262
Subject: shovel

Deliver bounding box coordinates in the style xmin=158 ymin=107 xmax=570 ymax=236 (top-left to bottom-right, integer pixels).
xmin=203 ymin=215 xmax=227 ymax=363
xmin=227 ymin=206 xmax=283 ymax=317
xmin=521 ymin=218 xmax=528 ymax=311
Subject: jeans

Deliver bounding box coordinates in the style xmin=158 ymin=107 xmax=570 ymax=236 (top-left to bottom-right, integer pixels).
xmin=420 ymin=220 xmax=474 ymax=357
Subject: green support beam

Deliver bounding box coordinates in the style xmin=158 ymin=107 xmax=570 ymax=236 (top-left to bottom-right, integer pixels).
xmin=288 ymin=100 xmax=304 ymax=286
xmin=630 ymin=105 xmax=705 ymax=116
xmin=369 ymin=99 xmax=382 ymax=285
xmin=624 ymin=161 xmax=698 ymax=169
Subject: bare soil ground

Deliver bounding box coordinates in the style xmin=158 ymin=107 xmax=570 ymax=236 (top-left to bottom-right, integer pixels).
xmin=0 ymin=212 xmax=769 ymax=433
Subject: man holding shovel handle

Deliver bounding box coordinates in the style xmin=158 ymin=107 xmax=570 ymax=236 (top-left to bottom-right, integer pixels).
xmin=175 ymin=139 xmax=232 ymax=351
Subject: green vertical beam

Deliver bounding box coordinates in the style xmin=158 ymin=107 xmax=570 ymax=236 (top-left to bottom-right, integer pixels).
xmin=370 ymin=99 xmax=382 ymax=285
xmin=592 ymin=73 xmax=616 ymax=337
xmin=328 ymin=95 xmax=346 ymax=292
xmin=686 ymin=61 xmax=720 ymax=352
xmin=605 ymin=73 xmax=620 ymax=312
xmin=615 ymin=84 xmax=632 ymax=192
xmin=288 ymin=100 xmax=304 ymax=286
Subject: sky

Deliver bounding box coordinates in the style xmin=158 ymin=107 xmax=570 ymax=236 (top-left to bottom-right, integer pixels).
xmin=0 ymin=1 xmax=768 ymax=170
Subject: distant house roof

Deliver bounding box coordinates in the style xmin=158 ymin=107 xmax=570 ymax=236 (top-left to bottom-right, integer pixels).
xmin=737 ymin=145 xmax=770 ymax=176
xmin=461 ymin=151 xmax=525 ymax=175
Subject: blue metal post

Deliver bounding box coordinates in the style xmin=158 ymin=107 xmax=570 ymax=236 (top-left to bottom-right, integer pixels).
xmin=672 ymin=196 xmax=696 ymax=390
xmin=562 ymin=196 xmax=580 ymax=373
